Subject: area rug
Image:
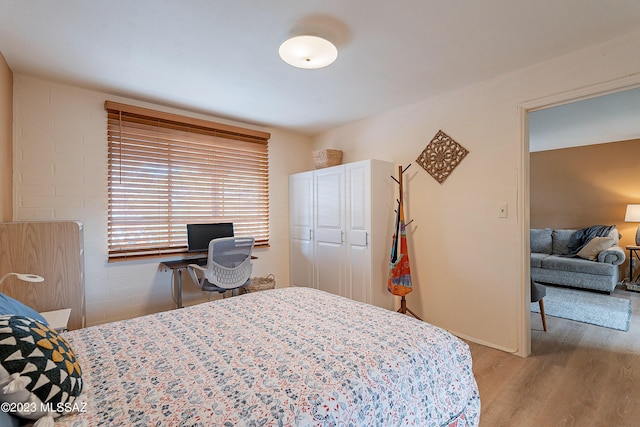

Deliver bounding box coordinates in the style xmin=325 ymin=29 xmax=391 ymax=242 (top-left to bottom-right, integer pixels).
xmin=531 ymin=286 xmax=632 ymax=331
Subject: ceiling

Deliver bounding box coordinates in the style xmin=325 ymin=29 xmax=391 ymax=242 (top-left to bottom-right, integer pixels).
xmin=530 ymin=87 xmax=640 ymax=152
xmin=1 ymin=1 xmax=640 ymax=136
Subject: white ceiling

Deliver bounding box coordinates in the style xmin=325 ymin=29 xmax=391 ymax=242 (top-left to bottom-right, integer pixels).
xmin=529 ymin=87 xmax=640 ymax=152
xmin=1 ymin=1 xmax=640 ymax=136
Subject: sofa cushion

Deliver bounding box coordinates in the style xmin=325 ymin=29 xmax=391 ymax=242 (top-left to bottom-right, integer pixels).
xmin=530 ymin=267 xmax=618 ymax=293
xmin=530 ymin=252 xmax=548 ymax=268
xmin=540 ymin=255 xmax=615 ymax=276
xmin=577 ymin=236 xmax=615 ymax=260
xmin=530 ymin=228 xmax=552 ymax=254
xmin=552 ymin=229 xmax=576 ymax=255
xmin=608 ymin=227 xmax=621 ymax=245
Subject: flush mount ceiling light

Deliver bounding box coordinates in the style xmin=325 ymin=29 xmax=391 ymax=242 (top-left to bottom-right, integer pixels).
xmin=279 ymin=35 xmax=338 ymax=69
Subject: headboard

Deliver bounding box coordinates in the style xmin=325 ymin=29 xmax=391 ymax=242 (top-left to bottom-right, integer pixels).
xmin=0 ymin=221 xmax=85 ymax=330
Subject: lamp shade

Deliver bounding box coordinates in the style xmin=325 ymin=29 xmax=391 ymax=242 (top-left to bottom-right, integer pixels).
xmin=625 ymin=204 xmax=640 ymax=222
xmin=625 ymin=204 xmax=640 ymax=246
xmin=279 ymin=35 xmax=338 ymax=69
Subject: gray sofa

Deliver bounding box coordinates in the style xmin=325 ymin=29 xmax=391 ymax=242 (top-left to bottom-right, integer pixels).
xmin=530 ymin=227 xmax=625 ymax=293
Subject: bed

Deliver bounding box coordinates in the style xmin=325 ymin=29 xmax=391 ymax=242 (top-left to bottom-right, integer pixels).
xmin=47 ymin=287 xmax=479 ymax=426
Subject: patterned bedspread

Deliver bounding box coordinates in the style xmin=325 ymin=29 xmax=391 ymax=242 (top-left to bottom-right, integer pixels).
xmin=55 ymin=287 xmax=480 ymax=426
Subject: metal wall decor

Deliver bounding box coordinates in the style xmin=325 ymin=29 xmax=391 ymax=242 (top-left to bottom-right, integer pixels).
xmin=416 ymin=130 xmax=469 ymax=184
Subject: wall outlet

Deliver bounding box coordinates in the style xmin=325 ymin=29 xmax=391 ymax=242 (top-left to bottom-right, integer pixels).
xmin=497 ymin=203 xmax=508 ymax=218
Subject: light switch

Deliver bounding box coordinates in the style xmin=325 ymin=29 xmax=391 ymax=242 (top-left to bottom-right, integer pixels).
xmin=498 ymin=203 xmax=508 ymax=218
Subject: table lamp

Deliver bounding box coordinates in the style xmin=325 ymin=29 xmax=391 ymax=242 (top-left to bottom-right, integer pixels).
xmin=0 ymin=272 xmax=45 ymax=286
xmin=625 ymin=204 xmax=640 ymax=245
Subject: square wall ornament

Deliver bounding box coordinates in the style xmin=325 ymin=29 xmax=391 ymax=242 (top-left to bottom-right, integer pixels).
xmin=416 ymin=130 xmax=469 ymax=184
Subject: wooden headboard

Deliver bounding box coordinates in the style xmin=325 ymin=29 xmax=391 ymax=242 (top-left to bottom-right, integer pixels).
xmin=0 ymin=221 xmax=85 ymax=330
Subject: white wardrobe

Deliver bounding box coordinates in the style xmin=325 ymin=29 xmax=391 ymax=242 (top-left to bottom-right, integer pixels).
xmin=289 ymin=159 xmax=396 ymax=310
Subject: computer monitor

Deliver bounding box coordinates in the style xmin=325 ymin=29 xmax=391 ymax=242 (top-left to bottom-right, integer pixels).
xmin=186 ymin=223 xmax=234 ymax=252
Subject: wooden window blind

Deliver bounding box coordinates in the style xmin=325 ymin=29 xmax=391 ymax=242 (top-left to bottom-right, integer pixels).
xmin=105 ymin=101 xmax=270 ymax=261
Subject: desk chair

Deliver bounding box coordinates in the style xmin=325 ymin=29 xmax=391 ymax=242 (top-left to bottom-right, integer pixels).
xmin=531 ymin=279 xmax=547 ymax=332
xmin=187 ymin=237 xmax=254 ymax=297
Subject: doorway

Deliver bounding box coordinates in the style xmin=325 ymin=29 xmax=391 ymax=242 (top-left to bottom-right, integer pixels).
xmin=523 ymin=83 xmax=640 ymax=352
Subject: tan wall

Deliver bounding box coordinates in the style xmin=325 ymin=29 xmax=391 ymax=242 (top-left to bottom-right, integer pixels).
xmin=0 ymin=52 xmax=12 ymax=222
xmin=531 ymin=139 xmax=640 ymax=279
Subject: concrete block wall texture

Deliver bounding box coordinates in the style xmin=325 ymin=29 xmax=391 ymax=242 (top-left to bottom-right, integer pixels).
xmin=13 ymin=76 xmax=312 ymax=326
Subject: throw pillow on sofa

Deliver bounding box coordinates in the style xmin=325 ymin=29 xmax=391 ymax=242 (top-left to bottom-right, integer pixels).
xmin=552 ymin=229 xmax=576 ymax=255
xmin=576 ymin=236 xmax=615 ymax=261
xmin=530 ymin=228 xmax=552 ymax=253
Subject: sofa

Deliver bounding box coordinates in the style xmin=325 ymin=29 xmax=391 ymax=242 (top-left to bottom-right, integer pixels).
xmin=530 ymin=227 xmax=625 ymax=293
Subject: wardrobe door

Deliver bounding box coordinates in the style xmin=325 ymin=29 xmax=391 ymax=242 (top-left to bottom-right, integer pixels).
xmin=289 ymin=171 xmax=315 ymax=288
xmin=314 ymin=165 xmax=346 ymax=297
xmin=345 ymin=161 xmax=371 ymax=303
xmin=288 ymin=159 xmax=395 ymax=310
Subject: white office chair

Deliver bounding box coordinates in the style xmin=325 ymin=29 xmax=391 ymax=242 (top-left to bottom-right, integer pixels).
xmin=187 ymin=236 xmax=254 ymax=297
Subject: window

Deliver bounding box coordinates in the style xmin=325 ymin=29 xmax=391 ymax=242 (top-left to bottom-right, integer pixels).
xmin=105 ymin=101 xmax=270 ymax=261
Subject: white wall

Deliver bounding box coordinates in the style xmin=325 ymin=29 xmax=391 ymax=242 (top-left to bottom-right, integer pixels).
xmin=13 ymin=76 xmax=312 ymax=326
xmin=313 ymin=30 xmax=640 ymax=354
xmin=12 ymin=29 xmax=640 ymax=354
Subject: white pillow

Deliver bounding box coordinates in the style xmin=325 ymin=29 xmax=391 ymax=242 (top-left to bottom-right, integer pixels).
xmin=576 ymin=236 xmax=615 ymax=261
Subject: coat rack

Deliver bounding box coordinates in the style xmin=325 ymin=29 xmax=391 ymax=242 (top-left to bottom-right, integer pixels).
xmin=389 ymin=164 xmax=422 ymax=320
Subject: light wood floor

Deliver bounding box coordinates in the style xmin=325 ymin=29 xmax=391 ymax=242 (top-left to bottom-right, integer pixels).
xmin=467 ymin=286 xmax=640 ymax=427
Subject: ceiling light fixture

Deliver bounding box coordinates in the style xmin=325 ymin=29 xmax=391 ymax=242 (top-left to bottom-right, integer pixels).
xmin=279 ymin=35 xmax=338 ymax=69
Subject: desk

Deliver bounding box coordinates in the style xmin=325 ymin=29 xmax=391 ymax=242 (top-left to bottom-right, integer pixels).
xmin=160 ymin=255 xmax=207 ymax=308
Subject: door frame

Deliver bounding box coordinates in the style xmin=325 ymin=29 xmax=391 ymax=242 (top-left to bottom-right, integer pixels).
xmin=517 ymin=74 xmax=640 ymax=357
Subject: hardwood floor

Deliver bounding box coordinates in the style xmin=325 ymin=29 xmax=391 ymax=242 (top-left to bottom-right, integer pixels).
xmin=467 ymin=286 xmax=640 ymax=426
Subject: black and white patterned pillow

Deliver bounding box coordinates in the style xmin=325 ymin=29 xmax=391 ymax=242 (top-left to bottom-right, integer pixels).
xmin=0 ymin=315 xmax=83 ymax=423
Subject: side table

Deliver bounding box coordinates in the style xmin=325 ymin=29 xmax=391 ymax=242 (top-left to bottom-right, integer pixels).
xmin=626 ymin=245 xmax=640 ymax=292
xmin=40 ymin=308 xmax=72 ymax=332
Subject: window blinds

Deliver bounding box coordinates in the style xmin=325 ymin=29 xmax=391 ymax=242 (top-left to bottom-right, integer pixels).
xmin=105 ymin=101 xmax=270 ymax=260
